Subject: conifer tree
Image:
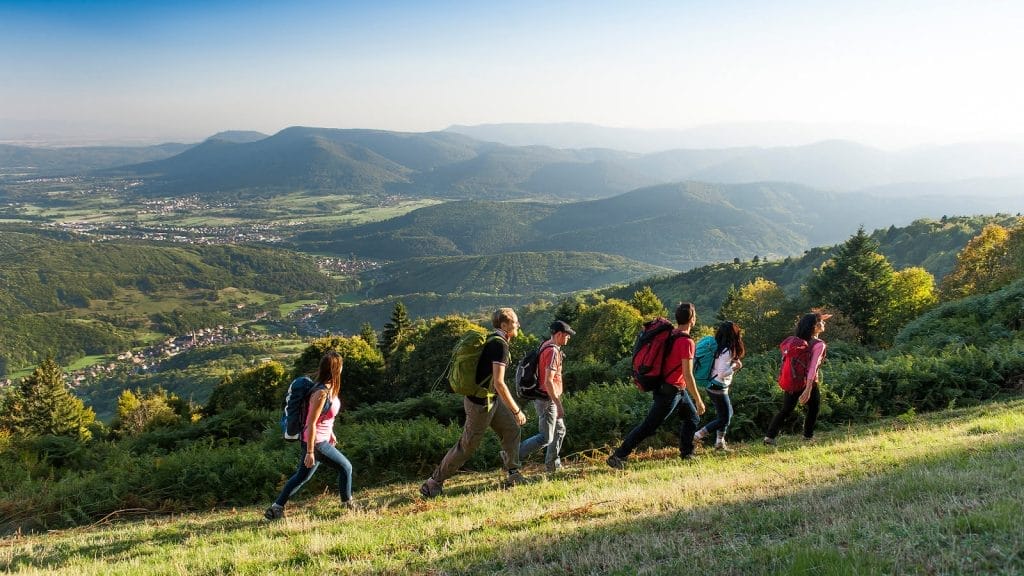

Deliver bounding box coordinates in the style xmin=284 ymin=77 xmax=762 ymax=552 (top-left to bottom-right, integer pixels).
xmin=805 ymin=228 xmax=896 ymax=345
xmin=5 ymin=358 xmax=96 ymax=441
xmin=379 ymin=301 xmax=411 ymax=358
xmin=359 ymin=322 xmax=379 ymax=350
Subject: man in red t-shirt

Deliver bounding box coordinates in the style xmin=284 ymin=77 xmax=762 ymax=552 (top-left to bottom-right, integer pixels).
xmin=607 ymin=302 xmax=707 ymax=468
xmin=518 ymin=320 xmax=574 ymax=472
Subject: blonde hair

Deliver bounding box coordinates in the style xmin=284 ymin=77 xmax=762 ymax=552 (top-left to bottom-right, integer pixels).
xmin=492 ymin=307 xmax=516 ymax=329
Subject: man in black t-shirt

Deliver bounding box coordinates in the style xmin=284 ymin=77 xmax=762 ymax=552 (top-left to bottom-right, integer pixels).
xmin=420 ymin=308 xmax=529 ymax=498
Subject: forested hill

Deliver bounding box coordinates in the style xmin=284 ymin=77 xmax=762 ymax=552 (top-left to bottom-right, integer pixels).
xmin=604 ymin=215 xmax=1017 ymax=315
xmin=290 ymin=182 xmax=999 ymax=270
xmin=0 ymin=142 xmax=190 ymax=176
xmin=0 ymin=227 xmax=345 ymax=371
xmin=0 ymin=229 xmax=338 ymax=316
xmin=361 ymin=252 xmax=670 ymax=299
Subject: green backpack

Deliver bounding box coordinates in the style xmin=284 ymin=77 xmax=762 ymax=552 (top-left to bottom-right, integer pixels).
xmin=448 ymin=330 xmax=505 ymax=398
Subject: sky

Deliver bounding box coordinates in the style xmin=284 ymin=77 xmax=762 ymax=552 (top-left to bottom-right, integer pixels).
xmin=2 ymin=0 xmax=1023 ymax=147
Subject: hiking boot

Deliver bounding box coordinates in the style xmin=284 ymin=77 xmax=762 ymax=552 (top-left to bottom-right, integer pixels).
xmin=263 ymin=504 xmax=284 ymax=520
xmin=680 ymin=453 xmax=697 ymax=462
xmin=419 ymin=477 xmax=443 ymax=499
xmin=693 ymin=429 xmax=707 ymax=444
xmin=606 ymin=453 xmax=627 ymax=470
xmin=763 ymin=436 xmax=776 ymax=446
xmin=343 ymin=499 xmax=363 ymax=511
xmin=802 ymin=435 xmax=816 ymax=444
xmin=504 ymin=469 xmax=528 ymax=488
xmin=714 ymin=439 xmax=732 ymax=452
xmin=546 ymin=460 xmax=563 ymax=474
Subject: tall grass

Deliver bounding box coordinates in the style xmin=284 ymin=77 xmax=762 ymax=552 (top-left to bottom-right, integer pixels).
xmin=2 ymin=398 xmax=1021 ymax=575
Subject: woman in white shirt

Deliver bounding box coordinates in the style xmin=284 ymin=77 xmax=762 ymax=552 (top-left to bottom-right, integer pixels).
xmin=693 ymin=321 xmax=746 ymax=451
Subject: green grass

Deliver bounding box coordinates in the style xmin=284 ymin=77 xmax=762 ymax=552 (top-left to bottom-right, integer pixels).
xmin=2 ymin=399 xmax=1022 ymax=575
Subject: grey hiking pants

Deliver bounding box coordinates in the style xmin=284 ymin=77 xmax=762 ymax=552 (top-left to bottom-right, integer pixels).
xmin=432 ymin=396 xmax=523 ymax=483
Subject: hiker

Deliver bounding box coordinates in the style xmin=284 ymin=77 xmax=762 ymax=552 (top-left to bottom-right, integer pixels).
xmin=265 ymin=351 xmax=354 ymax=520
xmin=764 ymin=312 xmax=830 ymax=445
xmin=420 ymin=308 xmax=528 ymax=498
xmin=693 ymin=321 xmax=746 ymax=451
xmin=518 ymin=320 xmax=574 ymax=473
xmin=607 ymin=302 xmax=707 ymax=468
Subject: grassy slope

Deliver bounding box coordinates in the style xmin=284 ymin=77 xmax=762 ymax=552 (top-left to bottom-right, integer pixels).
xmin=2 ymin=399 xmax=1022 ymax=575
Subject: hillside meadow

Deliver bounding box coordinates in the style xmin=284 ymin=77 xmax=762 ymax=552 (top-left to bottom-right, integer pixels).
xmin=2 ymin=398 xmax=1021 ymax=575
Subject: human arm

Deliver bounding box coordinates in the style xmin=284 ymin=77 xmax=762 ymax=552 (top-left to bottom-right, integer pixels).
xmin=304 ymin=389 xmax=327 ymax=467
xmin=681 ymin=357 xmax=706 ymax=416
xmin=492 ymin=361 xmax=526 ymax=426
xmin=800 ymin=341 xmax=826 ymax=404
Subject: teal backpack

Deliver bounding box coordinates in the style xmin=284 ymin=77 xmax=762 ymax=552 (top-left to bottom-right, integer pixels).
xmin=693 ymin=335 xmax=719 ymax=389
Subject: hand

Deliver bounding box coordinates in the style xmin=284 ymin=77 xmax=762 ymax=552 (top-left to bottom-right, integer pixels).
xmin=696 ymin=401 xmax=706 ymax=416
xmin=514 ymin=408 xmax=527 ymax=426
xmin=799 ymin=389 xmax=811 ymax=405
xmin=304 ymin=453 xmax=315 ymax=468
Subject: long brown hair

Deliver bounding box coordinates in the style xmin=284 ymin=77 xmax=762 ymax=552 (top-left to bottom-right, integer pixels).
xmin=715 ymin=321 xmax=746 ymax=360
xmin=315 ymin=350 xmax=343 ymax=399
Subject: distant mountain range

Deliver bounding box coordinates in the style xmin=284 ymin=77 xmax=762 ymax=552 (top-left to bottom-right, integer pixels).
xmin=3 ymin=125 xmax=1024 ymax=202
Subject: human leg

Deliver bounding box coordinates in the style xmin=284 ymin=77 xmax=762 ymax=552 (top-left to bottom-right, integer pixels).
xmin=613 ymin=383 xmax=680 ymax=459
xmin=431 ymin=398 xmax=493 ymax=483
xmin=677 ymin=391 xmax=700 ymax=458
xmin=802 ymin=386 xmax=821 ymax=439
xmin=703 ymin=390 xmax=733 ymax=436
xmin=765 ymin=391 xmax=800 ymax=440
xmin=491 ymin=400 xmax=523 ymax=472
xmin=273 ymin=442 xmax=321 ymax=507
xmin=313 ymin=441 xmax=353 ymax=503
xmin=545 ymin=417 xmax=566 ymax=470
xmin=519 ymin=398 xmax=556 ymax=460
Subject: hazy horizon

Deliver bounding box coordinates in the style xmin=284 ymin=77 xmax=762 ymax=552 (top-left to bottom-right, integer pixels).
xmin=3 ymin=0 xmax=1023 ymax=149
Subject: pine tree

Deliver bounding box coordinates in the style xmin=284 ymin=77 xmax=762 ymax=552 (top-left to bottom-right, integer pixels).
xmin=6 ymin=358 xmax=96 ymax=441
xmin=379 ymin=301 xmax=411 ymax=358
xmin=805 ymin=227 xmax=896 ymax=345
xmin=359 ymin=322 xmax=379 ymax=350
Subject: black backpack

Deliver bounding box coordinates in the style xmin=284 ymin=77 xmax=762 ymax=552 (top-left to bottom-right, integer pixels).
xmin=514 ymin=342 xmax=557 ymax=399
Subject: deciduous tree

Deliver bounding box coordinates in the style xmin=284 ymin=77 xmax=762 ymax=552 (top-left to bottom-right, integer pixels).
xmin=805 ymin=228 xmax=896 ymax=345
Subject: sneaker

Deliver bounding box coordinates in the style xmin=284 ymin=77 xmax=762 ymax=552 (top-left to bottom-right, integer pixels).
xmin=419 ymin=477 xmax=443 ymax=499
xmin=507 ymin=468 xmax=528 ymax=485
xmin=763 ymin=436 xmax=776 ymax=446
xmin=546 ymin=460 xmax=563 ymax=474
xmin=342 ymin=499 xmax=363 ymax=511
xmin=714 ymin=440 xmax=732 ymax=452
xmin=263 ymin=504 xmax=284 ymax=520
xmin=606 ymin=453 xmax=627 ymax=470
xmin=693 ymin=429 xmax=706 ymax=443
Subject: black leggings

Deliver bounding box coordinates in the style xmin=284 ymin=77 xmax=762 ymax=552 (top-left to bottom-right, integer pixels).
xmin=766 ymin=386 xmax=820 ymax=439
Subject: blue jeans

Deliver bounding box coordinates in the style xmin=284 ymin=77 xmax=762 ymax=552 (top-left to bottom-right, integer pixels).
xmin=702 ymin=389 xmax=733 ymax=436
xmin=519 ymin=398 xmax=566 ymax=469
xmin=615 ymin=382 xmax=699 ymax=459
xmin=274 ymin=440 xmax=353 ymax=507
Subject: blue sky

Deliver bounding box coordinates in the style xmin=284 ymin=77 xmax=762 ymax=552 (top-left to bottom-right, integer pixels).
xmin=2 ymin=0 xmax=1023 ymax=146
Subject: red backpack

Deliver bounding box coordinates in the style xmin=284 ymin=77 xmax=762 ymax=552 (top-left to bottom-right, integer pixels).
xmin=631 ymin=317 xmax=686 ymax=391
xmin=778 ymin=336 xmax=821 ymax=393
